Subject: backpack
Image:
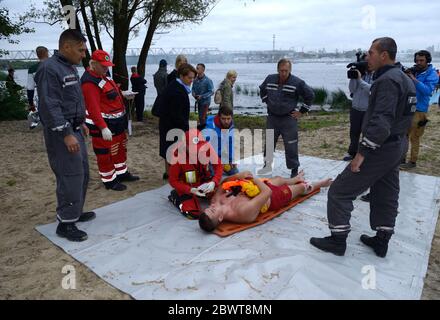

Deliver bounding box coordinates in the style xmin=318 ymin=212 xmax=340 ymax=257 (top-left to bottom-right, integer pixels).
xmin=214 ymin=88 xmax=222 ymax=105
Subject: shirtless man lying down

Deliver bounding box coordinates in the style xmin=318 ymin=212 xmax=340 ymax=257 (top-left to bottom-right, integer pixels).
xmin=198 ymin=170 xmax=332 ymax=232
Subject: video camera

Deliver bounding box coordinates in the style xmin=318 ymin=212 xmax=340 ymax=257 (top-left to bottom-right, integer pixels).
xmin=402 ymin=65 xmax=418 ymax=77
xmin=347 ymin=51 xmax=369 ymax=79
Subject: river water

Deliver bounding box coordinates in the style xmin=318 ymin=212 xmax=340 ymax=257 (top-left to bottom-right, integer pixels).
xmin=14 ymin=61 xmax=438 ymax=115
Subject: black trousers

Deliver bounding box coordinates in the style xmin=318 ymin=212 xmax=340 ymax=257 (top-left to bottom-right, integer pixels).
xmin=348 ymin=108 xmax=366 ymax=157
xmin=327 ymin=136 xmax=408 ymax=235
xmin=135 ymin=93 xmax=145 ymax=121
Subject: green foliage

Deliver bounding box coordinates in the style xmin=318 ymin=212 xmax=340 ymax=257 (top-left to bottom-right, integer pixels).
xmin=0 ymin=71 xmax=6 ymax=81
xmin=0 ymin=0 xmax=34 ymax=57
xmin=0 ymin=82 xmax=28 ymax=120
xmin=330 ymin=89 xmax=351 ymax=110
xmin=235 ymin=84 xmax=242 ymax=94
xmin=312 ymin=87 xmax=328 ymax=106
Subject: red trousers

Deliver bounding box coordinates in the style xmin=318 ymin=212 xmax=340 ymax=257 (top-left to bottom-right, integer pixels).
xmin=92 ymin=132 xmax=128 ymax=183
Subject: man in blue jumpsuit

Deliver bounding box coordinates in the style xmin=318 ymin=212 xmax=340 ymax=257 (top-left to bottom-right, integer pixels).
xmin=36 ymin=29 xmax=94 ymax=242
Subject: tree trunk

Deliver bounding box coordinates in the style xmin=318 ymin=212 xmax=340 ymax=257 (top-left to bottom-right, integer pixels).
xmin=79 ymin=0 xmax=97 ymax=52
xmin=59 ymin=0 xmax=90 ymax=67
xmin=88 ymin=0 xmax=103 ymax=50
xmin=112 ymin=3 xmax=130 ymax=90
xmin=137 ymin=0 xmax=165 ymax=77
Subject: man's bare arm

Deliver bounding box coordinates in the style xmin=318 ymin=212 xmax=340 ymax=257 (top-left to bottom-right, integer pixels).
xmin=236 ymin=178 xmax=272 ymax=222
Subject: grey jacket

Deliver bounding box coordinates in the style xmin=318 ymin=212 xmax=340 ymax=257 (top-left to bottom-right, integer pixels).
xmin=35 ymin=52 xmax=86 ymax=136
xmin=349 ymin=73 xmax=374 ymax=112
xmin=259 ymin=73 xmax=315 ymax=116
xmin=359 ymin=65 xmax=417 ymax=155
xmin=153 ymin=66 xmax=168 ymax=95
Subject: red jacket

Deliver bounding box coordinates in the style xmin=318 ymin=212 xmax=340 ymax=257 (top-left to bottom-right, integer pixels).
xmin=81 ymin=68 xmax=125 ymax=129
xmin=168 ymin=141 xmax=223 ymax=195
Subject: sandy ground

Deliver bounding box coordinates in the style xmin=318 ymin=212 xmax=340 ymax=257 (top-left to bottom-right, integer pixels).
xmin=0 ymin=108 xmax=439 ymax=300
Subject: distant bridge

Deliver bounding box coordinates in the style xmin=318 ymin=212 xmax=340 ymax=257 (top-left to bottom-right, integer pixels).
xmin=0 ymin=47 xmax=223 ymax=61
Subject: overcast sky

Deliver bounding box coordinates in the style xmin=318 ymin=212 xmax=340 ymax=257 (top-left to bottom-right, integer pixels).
xmin=1 ymin=0 xmax=439 ymax=52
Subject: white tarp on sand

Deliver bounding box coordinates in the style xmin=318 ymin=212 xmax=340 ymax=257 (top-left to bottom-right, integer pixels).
xmin=36 ymin=153 xmax=440 ymax=300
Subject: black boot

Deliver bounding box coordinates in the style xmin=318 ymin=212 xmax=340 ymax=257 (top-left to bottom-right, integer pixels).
xmin=118 ymin=172 xmax=140 ymax=182
xmin=360 ymin=231 xmax=392 ymax=258
xmin=104 ymin=179 xmax=127 ymax=191
xmin=310 ymin=233 xmax=347 ymax=256
xmin=78 ymin=211 xmax=96 ymax=222
xmin=56 ymin=223 xmax=88 ymax=242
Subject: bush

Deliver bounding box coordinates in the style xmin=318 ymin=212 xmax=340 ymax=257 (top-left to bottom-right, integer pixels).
xmin=0 ymin=82 xmax=28 ymax=120
xmin=330 ymin=89 xmax=351 ymax=110
xmin=312 ymin=87 xmax=328 ymax=106
xmin=0 ymin=71 xmax=7 ymax=81
xmin=235 ymin=84 xmax=242 ymax=95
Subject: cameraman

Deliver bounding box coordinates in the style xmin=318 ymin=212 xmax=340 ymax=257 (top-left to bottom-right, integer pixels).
xmin=400 ymin=50 xmax=439 ymax=170
xmin=344 ymin=58 xmax=374 ymax=162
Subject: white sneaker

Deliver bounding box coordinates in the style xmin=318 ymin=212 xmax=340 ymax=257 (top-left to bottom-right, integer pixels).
xmin=257 ymin=165 xmax=272 ymax=176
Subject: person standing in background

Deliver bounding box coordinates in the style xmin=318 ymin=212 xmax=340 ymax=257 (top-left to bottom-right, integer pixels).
xmin=192 ymin=63 xmax=214 ymax=129
xmin=130 ymin=66 xmax=147 ymax=122
xmin=153 ymin=59 xmax=168 ymax=96
xmin=167 ymin=54 xmax=188 ymax=84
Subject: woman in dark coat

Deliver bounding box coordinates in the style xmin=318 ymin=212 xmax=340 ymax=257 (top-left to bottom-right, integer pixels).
xmin=159 ymin=63 xmax=197 ymax=179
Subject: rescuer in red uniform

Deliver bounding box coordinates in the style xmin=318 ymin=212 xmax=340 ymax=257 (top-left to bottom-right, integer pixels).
xmin=168 ymin=129 xmax=223 ymax=219
xmin=81 ymin=50 xmax=139 ymax=191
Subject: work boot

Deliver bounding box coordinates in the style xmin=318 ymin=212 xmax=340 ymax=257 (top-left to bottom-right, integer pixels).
xmin=104 ymin=180 xmax=127 ymax=191
xmin=290 ymin=168 xmax=298 ymax=178
xmin=360 ymin=193 xmax=371 ymax=202
xmin=56 ymin=223 xmax=88 ymax=242
xmin=360 ymin=231 xmax=392 ymax=258
xmin=310 ymin=233 xmax=347 ymax=256
xmin=400 ymin=161 xmax=416 ymax=170
xmin=257 ymin=164 xmax=272 ymax=176
xmin=78 ymin=211 xmax=96 ymax=222
xmin=118 ymin=172 xmax=140 ymax=182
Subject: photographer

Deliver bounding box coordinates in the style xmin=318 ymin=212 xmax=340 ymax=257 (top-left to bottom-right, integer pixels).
xmin=344 ymin=53 xmax=374 ymax=162
xmin=400 ymin=50 xmax=439 ymax=170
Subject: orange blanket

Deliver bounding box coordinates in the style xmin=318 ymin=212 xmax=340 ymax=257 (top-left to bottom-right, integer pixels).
xmin=213 ymin=188 xmax=320 ymax=237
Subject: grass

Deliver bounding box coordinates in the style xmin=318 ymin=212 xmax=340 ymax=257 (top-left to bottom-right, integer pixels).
xmin=6 ymin=180 xmax=16 ymax=187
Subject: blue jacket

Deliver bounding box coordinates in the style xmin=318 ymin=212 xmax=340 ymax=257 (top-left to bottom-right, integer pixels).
xmin=204 ymin=115 xmax=235 ymax=164
xmin=192 ymin=75 xmax=214 ymax=107
xmin=414 ymin=65 xmax=439 ymax=112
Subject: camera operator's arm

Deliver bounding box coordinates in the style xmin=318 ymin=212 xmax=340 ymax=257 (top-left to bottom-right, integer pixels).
xmin=410 ymin=72 xmax=439 ymax=96
xmin=349 ymin=78 xmax=359 ymax=95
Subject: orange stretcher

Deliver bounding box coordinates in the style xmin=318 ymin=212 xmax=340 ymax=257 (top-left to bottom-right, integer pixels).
xmin=213 ymin=188 xmax=321 ymax=237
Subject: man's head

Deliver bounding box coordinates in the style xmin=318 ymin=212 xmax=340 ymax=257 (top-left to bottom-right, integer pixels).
xmin=367 ymin=37 xmax=397 ymax=72
xmin=159 ymin=59 xmax=167 ymax=68
xmin=196 ymin=63 xmax=206 ymax=78
xmin=414 ymin=50 xmax=432 ymax=71
xmin=58 ymin=29 xmax=87 ymax=65
xmin=226 ymin=70 xmax=237 ymax=86
xmin=89 ymin=50 xmax=114 ymax=76
xmin=36 ymin=46 xmax=49 ymax=61
xmin=277 ymin=58 xmax=292 ymax=82
xmin=178 ymin=63 xmax=197 ymax=86
xmin=218 ymin=106 xmax=233 ymax=129
xmin=131 ymin=66 xmax=137 ymax=74
xmin=199 ymin=205 xmax=225 ymax=232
